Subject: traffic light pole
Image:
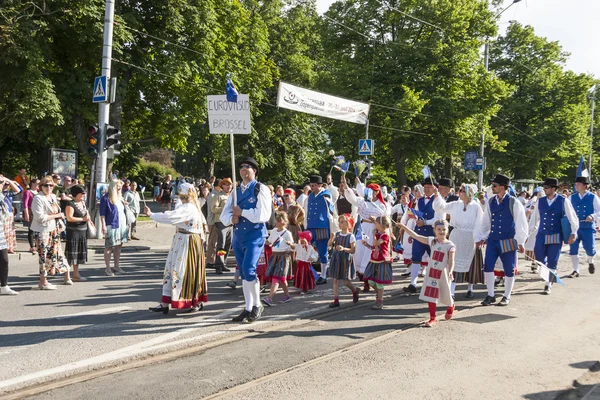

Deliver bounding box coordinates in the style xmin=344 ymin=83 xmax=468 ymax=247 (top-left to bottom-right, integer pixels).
xmin=95 ymin=0 xmax=115 ymax=184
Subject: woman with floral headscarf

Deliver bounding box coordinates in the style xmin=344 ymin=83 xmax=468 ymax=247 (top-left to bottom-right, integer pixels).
xmin=431 ymin=183 xmax=484 ymax=298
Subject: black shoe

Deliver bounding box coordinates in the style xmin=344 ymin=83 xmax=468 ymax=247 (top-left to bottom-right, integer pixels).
xmin=481 ymin=295 xmax=496 ymax=306
xmin=187 ymin=303 xmax=204 ymax=313
xmin=316 ymin=277 xmax=327 ymax=285
xmin=149 ymin=304 xmax=169 ymax=315
xmin=497 ymin=296 xmax=510 ymax=306
xmin=590 ymin=263 xmax=596 ymax=274
xmin=232 ymin=309 xmax=251 ymax=322
xmin=329 ymin=301 xmax=340 ymax=308
xmin=222 ymin=266 xmax=231 ymax=272
xmin=466 ymin=290 xmax=474 ymax=299
xmin=400 ymin=271 xmax=411 ymax=277
xmin=543 ymin=285 xmax=551 ymax=295
xmin=215 ymin=267 xmax=223 ymax=275
xmin=403 ymin=284 xmax=417 ymax=294
xmin=569 ymin=271 xmax=580 ymax=278
xmin=206 ymin=263 xmax=216 ymax=270
xmin=247 ymin=305 xmax=263 ymax=323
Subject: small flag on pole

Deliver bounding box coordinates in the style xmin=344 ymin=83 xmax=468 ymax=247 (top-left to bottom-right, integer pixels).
xmin=422 ymin=165 xmax=431 ymax=178
xmin=226 ymin=74 xmax=238 ymax=103
xmin=536 ymin=261 xmax=565 ymax=285
xmin=577 ymin=156 xmax=589 ymax=178
xmin=407 ymin=208 xmax=424 ymax=219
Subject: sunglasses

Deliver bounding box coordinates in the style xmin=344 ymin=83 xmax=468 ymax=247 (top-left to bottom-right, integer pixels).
xmin=239 ymin=164 xmax=252 ymax=170
xmin=459 ymin=188 xmax=465 ymax=193
xmin=42 ymin=184 xmax=54 ymax=188
xmin=543 ymin=185 xmax=553 ymax=189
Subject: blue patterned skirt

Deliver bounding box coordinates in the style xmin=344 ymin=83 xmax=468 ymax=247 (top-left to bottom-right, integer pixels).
xmin=364 ymin=261 xmax=393 ymax=284
xmin=266 ymin=252 xmax=292 ymax=283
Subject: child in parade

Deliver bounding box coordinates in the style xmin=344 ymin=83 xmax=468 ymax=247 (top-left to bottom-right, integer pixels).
xmin=294 ymin=230 xmax=319 ymax=294
xmin=362 ymin=216 xmax=393 ymax=310
xmin=399 ymin=219 xmax=455 ymax=327
xmin=328 ymin=214 xmax=360 ymax=307
xmin=262 ymin=212 xmax=295 ymax=306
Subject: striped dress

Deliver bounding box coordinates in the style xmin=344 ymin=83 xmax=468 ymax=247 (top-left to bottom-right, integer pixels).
xmin=328 ymin=232 xmax=356 ymax=280
xmin=265 ymin=229 xmax=294 ymax=283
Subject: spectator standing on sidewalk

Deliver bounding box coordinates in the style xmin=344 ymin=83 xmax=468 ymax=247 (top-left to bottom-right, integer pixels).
xmin=124 ymin=182 xmax=141 ymax=240
xmin=65 ymin=185 xmax=90 ymax=282
xmin=205 ymin=182 xmax=221 ymax=269
xmin=153 ymin=174 xmax=162 ymax=200
xmin=100 ymin=179 xmax=128 ymax=276
xmin=1 ymin=175 xmax=22 ymax=254
xmin=159 ymin=175 xmax=173 ymax=212
xmin=22 ymin=178 xmax=40 ymax=254
xmin=212 ymin=178 xmax=233 ymax=274
xmin=0 ymin=185 xmax=18 ymax=295
xmin=14 ymin=168 xmax=29 ymax=220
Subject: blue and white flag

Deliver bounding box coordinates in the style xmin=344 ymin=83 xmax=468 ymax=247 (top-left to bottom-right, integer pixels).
xmin=422 ymin=165 xmax=431 ymax=178
xmin=576 ymin=156 xmax=589 ymax=178
xmin=536 ymin=261 xmax=565 ymax=285
xmin=226 ymin=76 xmax=238 ymax=103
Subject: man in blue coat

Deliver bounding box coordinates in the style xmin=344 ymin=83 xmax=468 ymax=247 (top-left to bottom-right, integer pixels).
xmin=568 ymin=176 xmax=600 ymax=276
xmin=221 ymin=157 xmax=272 ymax=323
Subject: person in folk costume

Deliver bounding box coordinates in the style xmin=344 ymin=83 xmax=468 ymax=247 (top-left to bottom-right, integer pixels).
xmin=429 ymin=183 xmax=484 ymax=299
xmin=221 ymin=157 xmax=272 ymax=323
xmin=524 ymin=187 xmax=542 ymax=272
xmin=403 ymin=177 xmax=446 ymax=294
xmin=294 ymin=230 xmax=319 ymax=293
xmin=279 ymin=188 xmax=304 ymax=279
xmin=474 ymin=174 xmax=528 ymax=306
xmin=328 ymin=213 xmax=359 ymax=307
xmin=328 ymin=174 xmax=358 ymax=232
xmin=302 ymin=175 xmax=335 ymax=285
xmin=362 ymin=216 xmax=393 ymax=309
xmin=262 ymin=212 xmax=295 ymax=306
xmin=528 ymin=178 xmax=578 ymax=294
xmin=399 ymin=219 xmax=455 ymax=328
xmin=568 ymin=176 xmax=600 ymax=276
xmin=438 ymin=178 xmax=459 ymax=203
xmin=391 ymin=193 xmax=410 ymax=262
xmin=145 ymin=183 xmax=208 ymax=314
xmin=399 ymin=184 xmax=425 ymax=277
xmin=342 ymin=176 xmax=391 ymax=292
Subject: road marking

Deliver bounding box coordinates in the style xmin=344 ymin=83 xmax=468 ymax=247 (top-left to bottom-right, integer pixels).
xmin=54 ymin=306 xmax=132 ymax=320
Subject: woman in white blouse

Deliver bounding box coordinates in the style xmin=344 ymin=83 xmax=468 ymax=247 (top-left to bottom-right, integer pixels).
xmin=432 ymin=183 xmax=483 ymax=298
xmin=31 ymin=175 xmax=71 ymax=290
xmin=144 ymin=183 xmax=208 ymax=314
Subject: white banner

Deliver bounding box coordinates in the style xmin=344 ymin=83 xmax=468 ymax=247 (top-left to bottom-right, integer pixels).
xmin=207 ymin=94 xmax=251 ymax=134
xmin=277 ymin=82 xmax=369 ymax=125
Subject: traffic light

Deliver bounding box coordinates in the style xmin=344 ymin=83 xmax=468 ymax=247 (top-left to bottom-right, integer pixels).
xmin=363 ymin=159 xmax=373 ymax=179
xmin=105 ymin=125 xmax=122 ymax=159
xmin=88 ymin=125 xmax=100 ymax=157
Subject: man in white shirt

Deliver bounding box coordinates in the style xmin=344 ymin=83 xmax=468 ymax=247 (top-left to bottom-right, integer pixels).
xmin=568 ymin=176 xmax=600 ymax=276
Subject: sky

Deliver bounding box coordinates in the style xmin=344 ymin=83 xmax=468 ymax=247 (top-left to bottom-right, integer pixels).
xmin=316 ymin=0 xmax=600 ymax=79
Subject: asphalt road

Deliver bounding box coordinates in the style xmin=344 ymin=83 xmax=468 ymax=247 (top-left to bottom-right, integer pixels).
xmin=1 ymin=217 xmax=599 ymax=399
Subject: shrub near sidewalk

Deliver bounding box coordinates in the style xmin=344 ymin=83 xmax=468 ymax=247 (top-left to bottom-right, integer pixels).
xmin=127 ymin=159 xmax=179 ymax=191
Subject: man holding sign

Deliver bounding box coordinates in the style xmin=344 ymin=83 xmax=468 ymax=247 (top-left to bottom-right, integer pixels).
xmin=220 ymin=157 xmax=271 ymax=323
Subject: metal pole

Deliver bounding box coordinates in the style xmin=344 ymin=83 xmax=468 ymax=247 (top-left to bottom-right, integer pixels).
xmin=590 ymin=87 xmax=596 ymax=182
xmin=95 ymin=0 xmax=115 ymax=184
xmin=479 ymin=41 xmax=489 ymax=191
xmin=230 ymin=131 xmax=237 ymax=206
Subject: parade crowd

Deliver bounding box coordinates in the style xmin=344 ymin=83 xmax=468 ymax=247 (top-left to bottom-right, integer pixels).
xmin=1 ymin=159 xmax=598 ymax=328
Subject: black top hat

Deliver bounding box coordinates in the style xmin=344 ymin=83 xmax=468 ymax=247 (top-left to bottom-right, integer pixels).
xmin=438 ymin=178 xmax=453 ymax=188
xmin=542 ymin=177 xmax=559 ymax=188
xmin=422 ymin=176 xmax=437 ymax=186
xmin=309 ymin=175 xmax=323 ymax=184
xmin=492 ymin=174 xmax=511 ymax=187
xmin=575 ymin=176 xmax=590 ymax=185
xmin=238 ymin=156 xmax=259 ymax=172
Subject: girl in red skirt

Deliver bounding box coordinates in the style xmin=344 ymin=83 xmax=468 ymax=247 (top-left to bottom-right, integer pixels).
xmin=294 ymin=230 xmax=319 ymax=294
xmin=328 ymin=214 xmax=359 ymax=307
xmin=363 ymin=216 xmax=393 ymax=310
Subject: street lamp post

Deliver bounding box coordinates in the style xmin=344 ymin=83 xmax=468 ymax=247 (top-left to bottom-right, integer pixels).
xmin=479 ymin=0 xmax=522 ymax=190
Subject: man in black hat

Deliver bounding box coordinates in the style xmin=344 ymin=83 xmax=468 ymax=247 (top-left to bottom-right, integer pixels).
xmin=568 ymin=176 xmax=600 ymax=276
xmin=403 ymin=176 xmax=446 ymax=293
xmin=529 ymin=178 xmax=578 ymax=294
xmin=438 ymin=178 xmax=458 ymax=203
xmin=303 ymin=175 xmax=334 ymax=284
xmin=221 ymin=156 xmax=271 ymax=323
xmin=474 ymin=174 xmax=528 ymax=306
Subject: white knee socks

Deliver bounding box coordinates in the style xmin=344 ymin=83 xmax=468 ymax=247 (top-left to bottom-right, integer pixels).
xmin=410 ymin=263 xmax=420 ymax=286
xmin=587 ymin=255 xmax=594 ymax=264
xmin=321 ymin=262 xmax=328 ymax=279
xmin=484 ymin=272 xmax=495 ymax=297
xmin=242 ymin=280 xmax=252 ymax=311
xmin=504 ymin=276 xmax=515 ymax=299
xmin=450 ymin=282 xmax=457 ymax=295
xmin=571 ymin=254 xmax=580 ymax=272
xmin=251 ymin=279 xmax=261 ymax=307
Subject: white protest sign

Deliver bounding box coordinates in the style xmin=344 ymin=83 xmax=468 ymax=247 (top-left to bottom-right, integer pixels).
xmin=207 ymin=94 xmax=251 ymax=134
xmin=277 ymin=81 xmax=369 ymax=125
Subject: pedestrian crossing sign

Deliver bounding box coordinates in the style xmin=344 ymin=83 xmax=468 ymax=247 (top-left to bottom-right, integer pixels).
xmin=358 ymin=139 xmax=374 ymax=155
xmin=92 ymin=76 xmax=108 ymax=103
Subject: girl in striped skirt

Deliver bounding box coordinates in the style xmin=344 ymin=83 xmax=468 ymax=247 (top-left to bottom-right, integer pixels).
xmin=263 ymin=212 xmax=295 ymax=307
xmin=328 ymin=214 xmax=359 ymax=308
xmin=363 ymin=216 xmax=393 ymax=310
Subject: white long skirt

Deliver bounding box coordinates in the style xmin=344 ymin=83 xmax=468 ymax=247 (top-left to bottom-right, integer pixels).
xmin=355 ymin=221 xmax=376 ymax=274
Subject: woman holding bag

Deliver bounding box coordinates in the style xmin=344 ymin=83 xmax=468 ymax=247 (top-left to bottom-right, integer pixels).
xmin=100 ymin=179 xmax=128 ymax=276
xmin=65 ymin=185 xmax=90 ymax=282
xmin=31 ymin=175 xmax=71 ymax=290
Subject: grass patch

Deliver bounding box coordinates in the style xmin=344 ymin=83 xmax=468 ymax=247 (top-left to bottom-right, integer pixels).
xmin=137 ymin=215 xmax=152 ymax=222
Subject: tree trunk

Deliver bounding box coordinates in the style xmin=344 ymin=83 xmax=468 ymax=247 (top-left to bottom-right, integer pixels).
xmin=393 ymin=147 xmax=407 ymax=186
xmin=444 ymin=155 xmax=453 ymax=180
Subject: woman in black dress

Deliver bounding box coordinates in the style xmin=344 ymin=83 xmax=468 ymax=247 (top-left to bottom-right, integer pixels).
xmin=159 ymin=174 xmax=173 ymax=211
xmin=65 ymin=185 xmax=90 ymax=282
